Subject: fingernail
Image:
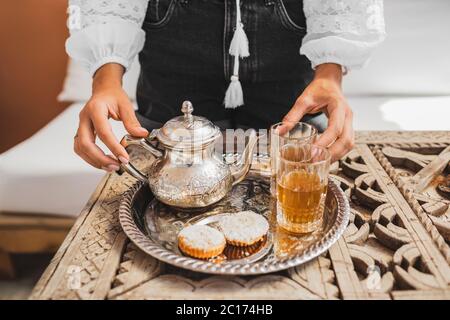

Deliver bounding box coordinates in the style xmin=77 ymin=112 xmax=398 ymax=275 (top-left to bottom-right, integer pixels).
xmin=138 ymin=127 xmax=148 ymax=134
xmin=311 ymin=147 xmax=320 ymax=159
xmin=101 ymin=165 xmax=119 ymax=172
xmin=107 ymin=164 xmax=120 ymax=172
xmin=118 ymin=156 xmax=129 ymax=164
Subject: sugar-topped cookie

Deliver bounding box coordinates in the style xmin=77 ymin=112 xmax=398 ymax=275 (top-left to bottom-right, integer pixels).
xmin=178 ymin=225 xmax=226 ymax=259
xmin=218 ymin=211 xmax=269 ymax=247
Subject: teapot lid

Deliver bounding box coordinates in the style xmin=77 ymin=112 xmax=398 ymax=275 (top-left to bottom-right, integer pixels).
xmin=156 ymin=101 xmax=221 ymax=149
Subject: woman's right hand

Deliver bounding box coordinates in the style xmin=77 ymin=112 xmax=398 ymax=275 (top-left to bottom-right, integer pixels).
xmin=74 ymin=63 xmax=149 ymax=171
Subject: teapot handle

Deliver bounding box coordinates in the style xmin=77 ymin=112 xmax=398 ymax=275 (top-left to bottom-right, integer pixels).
xmin=117 ymin=129 xmax=163 ymax=182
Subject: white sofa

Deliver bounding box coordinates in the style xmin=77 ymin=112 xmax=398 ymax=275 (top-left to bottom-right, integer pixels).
xmin=0 ymin=103 xmax=128 ymax=216
xmin=0 ymin=0 xmax=449 ymax=217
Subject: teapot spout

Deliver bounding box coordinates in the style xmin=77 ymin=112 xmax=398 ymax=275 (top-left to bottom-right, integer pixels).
xmin=230 ymin=130 xmax=261 ymax=186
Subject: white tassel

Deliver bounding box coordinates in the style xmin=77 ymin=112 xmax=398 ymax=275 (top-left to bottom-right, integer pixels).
xmin=224 ymin=75 xmax=244 ymax=109
xmin=229 ymin=22 xmax=249 ymax=58
xmin=223 ymin=0 xmax=249 ymax=109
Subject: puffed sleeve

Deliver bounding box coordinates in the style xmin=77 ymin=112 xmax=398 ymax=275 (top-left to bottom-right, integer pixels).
xmin=300 ymin=0 xmax=386 ymax=71
xmin=66 ymin=0 xmax=148 ymax=76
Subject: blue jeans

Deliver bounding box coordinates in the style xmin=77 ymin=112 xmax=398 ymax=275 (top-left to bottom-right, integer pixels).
xmin=136 ymin=0 xmax=327 ymax=132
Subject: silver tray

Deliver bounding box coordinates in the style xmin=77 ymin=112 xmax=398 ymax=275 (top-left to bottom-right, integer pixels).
xmin=119 ymin=154 xmax=350 ymax=275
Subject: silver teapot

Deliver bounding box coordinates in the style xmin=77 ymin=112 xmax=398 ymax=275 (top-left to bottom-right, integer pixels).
xmin=119 ymin=101 xmax=259 ymax=208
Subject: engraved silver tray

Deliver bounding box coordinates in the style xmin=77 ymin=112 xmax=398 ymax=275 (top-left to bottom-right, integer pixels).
xmin=119 ymin=154 xmax=350 ymax=275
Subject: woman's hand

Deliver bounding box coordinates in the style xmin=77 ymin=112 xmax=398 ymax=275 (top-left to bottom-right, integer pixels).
xmin=74 ymin=63 xmax=149 ymax=171
xmin=282 ymin=63 xmax=354 ymax=162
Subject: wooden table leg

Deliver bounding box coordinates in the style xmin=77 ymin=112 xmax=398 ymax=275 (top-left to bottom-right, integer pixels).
xmin=0 ymin=250 xmax=15 ymax=279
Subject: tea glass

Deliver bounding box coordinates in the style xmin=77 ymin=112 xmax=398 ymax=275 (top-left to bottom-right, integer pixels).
xmin=270 ymin=122 xmax=318 ymax=196
xmin=276 ymin=143 xmax=330 ymax=234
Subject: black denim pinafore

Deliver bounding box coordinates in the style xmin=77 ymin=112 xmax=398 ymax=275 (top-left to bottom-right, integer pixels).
xmin=136 ymin=0 xmax=326 ymax=131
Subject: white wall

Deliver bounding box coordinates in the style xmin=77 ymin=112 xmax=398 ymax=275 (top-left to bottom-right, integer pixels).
xmin=344 ymin=0 xmax=450 ymax=96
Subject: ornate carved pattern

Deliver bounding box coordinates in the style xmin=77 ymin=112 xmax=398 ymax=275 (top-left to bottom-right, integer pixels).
xmin=393 ymin=243 xmax=441 ymax=290
xmin=372 ymin=146 xmax=450 ymax=263
xmin=333 ymin=143 xmax=450 ymax=298
xmin=380 ymin=143 xmax=450 ymax=245
xmin=108 ymin=242 xmax=163 ymax=299
xmin=288 ymin=254 xmax=339 ymax=299
xmin=332 ymin=151 xmax=394 ymax=299
xmin=114 ymin=274 xmax=322 ymax=300
xmin=355 ymin=131 xmax=450 ymax=148
xmin=30 ymin=132 xmax=450 ymax=300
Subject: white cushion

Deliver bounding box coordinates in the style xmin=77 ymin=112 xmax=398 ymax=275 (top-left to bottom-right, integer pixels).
xmin=348 ymin=95 xmax=450 ymax=131
xmin=58 ymin=58 xmax=141 ymax=103
xmin=0 ymin=103 xmax=128 ymax=217
xmin=344 ymin=0 xmax=450 ymax=96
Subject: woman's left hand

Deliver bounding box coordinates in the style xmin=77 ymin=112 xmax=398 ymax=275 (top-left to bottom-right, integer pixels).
xmin=282 ymin=63 xmax=354 ymax=162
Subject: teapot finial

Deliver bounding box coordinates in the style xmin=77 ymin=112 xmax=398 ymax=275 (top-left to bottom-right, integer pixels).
xmin=181 ymin=101 xmax=194 ymax=126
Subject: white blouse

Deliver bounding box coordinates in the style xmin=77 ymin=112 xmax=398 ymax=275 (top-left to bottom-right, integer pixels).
xmin=66 ymin=0 xmax=386 ymax=76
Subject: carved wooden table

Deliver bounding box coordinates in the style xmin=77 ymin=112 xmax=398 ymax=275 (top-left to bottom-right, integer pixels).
xmin=30 ymin=131 xmax=450 ymax=300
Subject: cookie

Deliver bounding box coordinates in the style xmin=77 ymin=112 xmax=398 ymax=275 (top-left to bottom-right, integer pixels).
xmin=178 ymin=225 xmax=226 ymax=259
xmin=218 ymin=211 xmax=269 ymax=247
